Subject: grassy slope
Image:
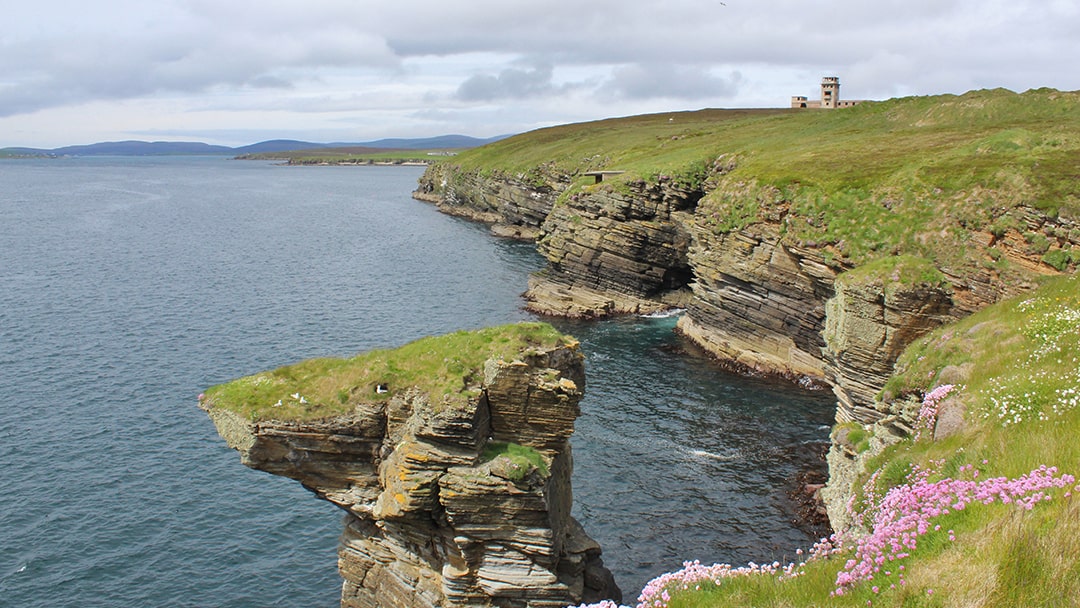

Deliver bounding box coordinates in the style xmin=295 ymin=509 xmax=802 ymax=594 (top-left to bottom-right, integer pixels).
xmin=452 ymin=108 xmax=790 ymax=175
xmin=452 ymin=89 xmax=1080 ymax=210
xmin=652 ymin=273 xmax=1080 ymax=607
xmin=201 ymin=322 xmax=571 ymax=421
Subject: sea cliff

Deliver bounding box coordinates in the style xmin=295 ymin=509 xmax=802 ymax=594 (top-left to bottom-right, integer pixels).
xmin=413 ymin=89 xmax=1080 ymax=422
xmin=200 ymin=324 xmax=620 ymax=607
xmin=411 ymin=89 xmax=1080 ymax=605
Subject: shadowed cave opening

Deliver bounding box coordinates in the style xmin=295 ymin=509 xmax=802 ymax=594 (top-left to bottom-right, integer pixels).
xmin=661 ymin=264 xmax=695 ymax=292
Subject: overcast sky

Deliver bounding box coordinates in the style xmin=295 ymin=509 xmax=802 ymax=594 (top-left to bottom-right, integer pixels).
xmin=2 ymin=0 xmax=1078 ymax=148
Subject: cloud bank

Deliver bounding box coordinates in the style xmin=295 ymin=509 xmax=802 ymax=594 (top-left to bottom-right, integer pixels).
xmin=2 ymin=0 xmax=1078 ymax=146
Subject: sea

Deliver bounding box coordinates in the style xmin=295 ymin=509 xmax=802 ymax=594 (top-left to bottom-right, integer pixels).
xmin=0 ymin=157 xmax=835 ymax=606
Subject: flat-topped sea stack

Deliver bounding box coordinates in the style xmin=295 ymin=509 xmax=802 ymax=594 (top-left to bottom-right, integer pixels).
xmin=200 ymin=323 xmax=620 ymax=607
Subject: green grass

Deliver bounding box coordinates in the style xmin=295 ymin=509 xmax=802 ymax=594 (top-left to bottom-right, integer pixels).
xmin=833 ymin=421 xmax=872 ymax=454
xmin=658 ymin=273 xmax=1080 ymax=607
xmin=834 ymin=255 xmax=950 ymax=292
xmin=481 ymin=441 xmax=551 ymax=481
xmin=664 ymin=559 xmax=843 ymax=608
xmin=442 ymin=88 xmax=1080 ymax=274
xmin=450 ymin=89 xmax=1080 ymax=201
xmin=201 ymin=322 xmax=573 ymax=420
xmin=448 ymin=108 xmax=791 ymax=180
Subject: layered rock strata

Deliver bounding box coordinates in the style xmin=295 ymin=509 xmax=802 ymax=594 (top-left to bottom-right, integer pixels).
xmin=413 ymin=133 xmax=1080 ymax=562
xmin=525 ymin=176 xmax=699 ymax=317
xmin=676 ymin=222 xmax=840 ymax=382
xmin=414 ymin=163 xmax=568 ymax=240
xmin=202 ymin=336 xmax=620 ymax=608
xmin=822 ymin=263 xmax=955 ymax=424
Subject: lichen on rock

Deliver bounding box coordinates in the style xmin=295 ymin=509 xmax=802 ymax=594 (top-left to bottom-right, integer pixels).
xmin=200 ymin=323 xmax=620 ymax=607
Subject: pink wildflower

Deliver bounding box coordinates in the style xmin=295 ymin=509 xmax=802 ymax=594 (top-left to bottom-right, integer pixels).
xmin=834 ymin=462 xmax=1075 ymax=594
xmin=914 ymin=384 xmax=955 ymax=440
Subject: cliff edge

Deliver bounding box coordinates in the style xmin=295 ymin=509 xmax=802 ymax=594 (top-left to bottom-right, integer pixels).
xmin=414 ymin=89 xmax=1080 ymax=419
xmin=200 ymin=323 xmax=620 ymax=607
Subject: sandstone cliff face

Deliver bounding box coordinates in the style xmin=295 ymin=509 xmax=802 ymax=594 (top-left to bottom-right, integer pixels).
xmin=525 ymin=177 xmax=699 ymax=318
xmin=414 ymin=163 xmax=568 ymax=240
xmin=822 ymin=260 xmax=955 ymax=424
xmin=415 ymin=162 xmax=1080 ymax=549
xmin=676 ymin=221 xmax=839 ymax=382
xmin=202 ymin=340 xmax=620 ymax=608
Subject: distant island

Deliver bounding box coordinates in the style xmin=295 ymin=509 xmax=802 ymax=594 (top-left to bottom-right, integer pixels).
xmin=0 ymin=134 xmax=510 ymax=159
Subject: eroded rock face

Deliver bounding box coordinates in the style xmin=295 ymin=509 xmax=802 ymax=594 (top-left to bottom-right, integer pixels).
xmin=823 ymin=274 xmax=955 ymax=424
xmin=524 ymin=178 xmax=699 ymax=317
xmin=414 ymin=164 xmax=568 ymax=241
xmin=202 ymin=341 xmax=620 ymax=608
xmin=678 ymin=222 xmax=840 ymax=382
xmin=414 ymin=161 xmax=1080 ymax=549
xmin=416 ymin=161 xmax=1080 ymax=401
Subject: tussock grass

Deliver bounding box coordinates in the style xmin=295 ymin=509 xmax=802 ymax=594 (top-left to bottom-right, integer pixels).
xmin=202 ymin=322 xmax=571 ymax=421
xmin=481 ymin=441 xmax=551 ymax=480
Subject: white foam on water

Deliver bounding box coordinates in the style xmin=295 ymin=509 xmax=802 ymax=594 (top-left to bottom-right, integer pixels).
xmin=639 ymin=308 xmax=686 ymax=319
xmin=689 ymin=448 xmax=740 ymax=462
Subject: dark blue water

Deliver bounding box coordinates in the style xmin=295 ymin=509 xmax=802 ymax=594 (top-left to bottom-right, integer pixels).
xmin=0 ymin=157 xmax=834 ymax=606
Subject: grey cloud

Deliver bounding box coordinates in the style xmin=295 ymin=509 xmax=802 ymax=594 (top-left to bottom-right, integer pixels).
xmin=245 ymin=75 xmax=294 ymax=90
xmin=3 ymin=0 xmax=1080 ymax=140
xmin=0 ymin=3 xmax=399 ymax=118
xmin=455 ymin=62 xmax=570 ymax=101
xmin=385 ymin=0 xmax=1080 ymax=95
xmin=600 ymin=64 xmax=743 ymax=101
xmin=381 ymin=0 xmax=732 ymax=62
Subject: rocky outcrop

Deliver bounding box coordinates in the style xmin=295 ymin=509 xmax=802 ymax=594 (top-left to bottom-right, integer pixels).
xmin=419 ymin=156 xmax=1079 ymax=405
xmin=677 ymin=222 xmax=840 ymax=382
xmin=201 ymin=334 xmax=620 ymax=608
xmin=822 ymin=258 xmax=955 ymax=424
xmin=416 ymin=156 xmax=1080 ymax=548
xmin=414 ymin=163 xmax=569 ymax=240
xmin=524 ymin=177 xmax=699 ymax=317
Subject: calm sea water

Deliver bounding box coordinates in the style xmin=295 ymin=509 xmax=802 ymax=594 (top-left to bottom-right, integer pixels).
xmin=0 ymin=157 xmax=834 ymax=606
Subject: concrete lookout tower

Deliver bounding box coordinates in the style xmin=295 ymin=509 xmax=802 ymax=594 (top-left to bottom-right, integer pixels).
xmin=790 ymin=76 xmax=865 ymax=109
xmin=821 ymin=76 xmax=840 ymax=109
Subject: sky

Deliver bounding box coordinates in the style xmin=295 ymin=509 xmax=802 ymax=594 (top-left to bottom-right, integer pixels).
xmin=2 ymin=0 xmax=1078 ymax=149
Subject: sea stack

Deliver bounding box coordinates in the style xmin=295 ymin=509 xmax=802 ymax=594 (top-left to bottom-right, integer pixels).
xmin=200 ymin=323 xmax=620 ymax=607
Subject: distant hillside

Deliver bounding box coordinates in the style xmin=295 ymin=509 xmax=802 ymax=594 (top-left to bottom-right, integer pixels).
xmin=58 ymin=141 xmax=233 ymax=156
xmin=230 ymin=140 xmax=328 ymax=155
xmin=347 ymin=134 xmax=510 ymax=150
xmin=1 ymin=134 xmax=510 ymax=157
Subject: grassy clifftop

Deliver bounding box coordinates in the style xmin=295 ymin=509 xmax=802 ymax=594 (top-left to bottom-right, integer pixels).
xmin=446 ymin=87 xmax=1080 ymax=284
xmin=452 ymin=88 xmax=1080 ymax=219
xmin=200 ymin=322 xmax=571 ymax=421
